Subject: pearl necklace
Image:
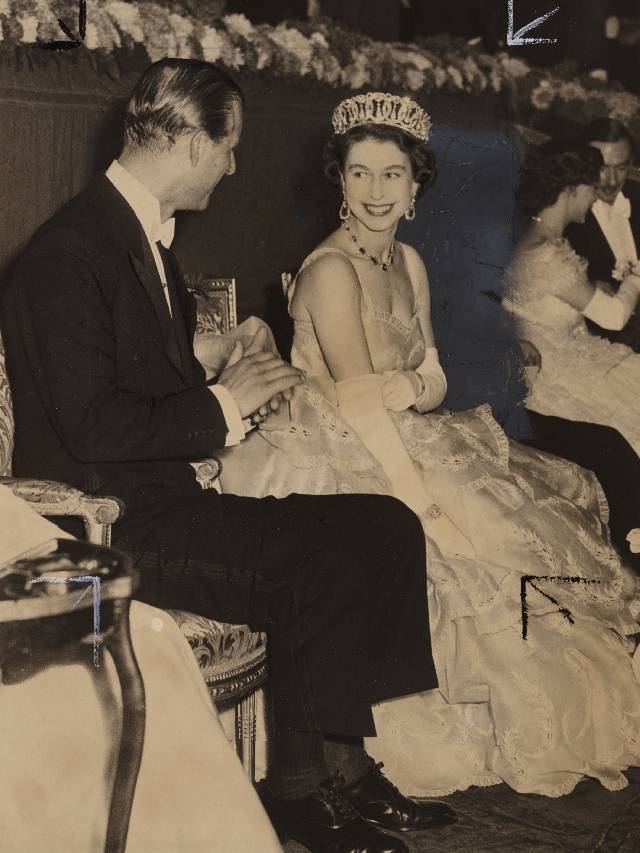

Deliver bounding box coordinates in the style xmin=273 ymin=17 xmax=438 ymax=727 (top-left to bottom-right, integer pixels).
xmin=342 ymin=221 xmax=395 ymax=271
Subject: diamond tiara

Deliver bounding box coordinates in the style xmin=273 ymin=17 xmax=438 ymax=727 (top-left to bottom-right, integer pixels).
xmin=332 ymin=92 xmax=431 ymax=143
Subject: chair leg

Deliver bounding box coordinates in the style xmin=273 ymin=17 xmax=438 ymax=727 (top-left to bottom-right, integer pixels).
xmin=235 ymin=690 xmax=257 ymax=782
xmin=104 ymin=599 xmax=146 ymax=853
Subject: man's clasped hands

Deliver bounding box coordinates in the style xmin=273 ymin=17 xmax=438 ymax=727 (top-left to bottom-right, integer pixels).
xmin=217 ymin=324 xmax=305 ymax=426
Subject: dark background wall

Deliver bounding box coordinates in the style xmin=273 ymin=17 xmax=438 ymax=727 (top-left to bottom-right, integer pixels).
xmin=0 ymin=46 xmax=522 ymax=419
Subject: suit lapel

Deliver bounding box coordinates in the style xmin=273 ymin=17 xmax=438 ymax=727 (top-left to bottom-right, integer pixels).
xmin=629 ymin=191 xmax=640 ymax=258
xmin=158 ymin=245 xmax=199 ymax=384
xmin=128 ymin=245 xmax=190 ymax=383
xmin=94 ymin=174 xmax=197 ymax=383
xmin=580 ymin=210 xmax=616 ymax=286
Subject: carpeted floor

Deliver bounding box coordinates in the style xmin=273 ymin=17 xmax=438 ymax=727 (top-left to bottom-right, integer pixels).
xmin=284 ymin=768 xmax=640 ymax=852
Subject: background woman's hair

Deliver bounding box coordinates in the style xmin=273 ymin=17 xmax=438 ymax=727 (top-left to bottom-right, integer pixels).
xmin=323 ymin=124 xmax=437 ymax=198
xmin=517 ymin=139 xmax=602 ymax=216
xmin=124 ymin=58 xmax=244 ymax=151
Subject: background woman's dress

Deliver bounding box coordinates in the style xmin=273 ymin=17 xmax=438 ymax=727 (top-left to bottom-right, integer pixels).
xmin=504 ymin=238 xmax=640 ymax=454
xmin=220 ymin=246 xmax=640 ymax=798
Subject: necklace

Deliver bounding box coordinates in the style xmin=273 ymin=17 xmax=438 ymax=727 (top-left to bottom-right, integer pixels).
xmin=342 ymin=221 xmax=395 ymax=271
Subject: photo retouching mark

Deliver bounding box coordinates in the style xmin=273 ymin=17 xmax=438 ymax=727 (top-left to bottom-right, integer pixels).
xmin=30 ymin=574 xmax=101 ymax=666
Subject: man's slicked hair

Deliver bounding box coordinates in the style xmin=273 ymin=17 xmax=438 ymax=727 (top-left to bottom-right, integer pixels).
xmin=124 ymin=58 xmax=244 ymax=151
xmin=579 ymin=118 xmax=636 ymax=159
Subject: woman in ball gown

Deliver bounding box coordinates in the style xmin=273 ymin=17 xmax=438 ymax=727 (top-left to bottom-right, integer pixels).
xmin=219 ymin=93 xmax=640 ymax=798
xmin=503 ymin=138 xmax=640 ymax=454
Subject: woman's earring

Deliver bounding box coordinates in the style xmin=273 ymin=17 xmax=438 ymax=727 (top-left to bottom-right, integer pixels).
xmin=339 ymin=196 xmax=351 ymax=221
xmin=405 ymin=195 xmax=416 ymax=222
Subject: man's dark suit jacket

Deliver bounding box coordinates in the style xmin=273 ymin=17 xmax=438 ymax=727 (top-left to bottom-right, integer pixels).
xmin=565 ymin=182 xmax=640 ymax=351
xmin=1 ymin=175 xmax=228 ymax=509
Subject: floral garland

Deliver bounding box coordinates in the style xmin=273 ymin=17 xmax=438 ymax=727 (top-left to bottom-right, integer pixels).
xmin=1 ymin=0 xmax=639 ymax=138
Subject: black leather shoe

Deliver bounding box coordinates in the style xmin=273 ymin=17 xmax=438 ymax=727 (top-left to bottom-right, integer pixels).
xmin=341 ymin=762 xmax=457 ymax=833
xmin=257 ymin=778 xmax=410 ymax=853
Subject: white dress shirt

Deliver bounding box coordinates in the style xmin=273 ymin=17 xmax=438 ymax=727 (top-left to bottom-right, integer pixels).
xmin=592 ymin=191 xmax=638 ymax=268
xmin=105 ymin=160 xmax=245 ymax=446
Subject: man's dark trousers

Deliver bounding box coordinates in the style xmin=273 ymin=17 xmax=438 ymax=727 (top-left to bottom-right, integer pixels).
xmin=117 ymin=489 xmax=437 ymax=736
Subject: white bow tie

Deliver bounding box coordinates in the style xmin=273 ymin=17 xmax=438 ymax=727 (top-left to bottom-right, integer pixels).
xmin=596 ymin=193 xmax=631 ymax=221
xmin=613 ymin=192 xmax=632 ymax=219
xmin=152 ymin=218 xmax=176 ymax=249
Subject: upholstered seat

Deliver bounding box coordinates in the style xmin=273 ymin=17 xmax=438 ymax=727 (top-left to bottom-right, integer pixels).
xmin=172 ymin=611 xmax=265 ymax=675
xmin=169 ymin=611 xmax=267 ymax=777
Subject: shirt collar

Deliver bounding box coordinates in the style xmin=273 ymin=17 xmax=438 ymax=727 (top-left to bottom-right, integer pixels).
xmin=106 ymin=160 xmax=175 ymax=248
xmin=593 ymin=191 xmax=631 ymax=223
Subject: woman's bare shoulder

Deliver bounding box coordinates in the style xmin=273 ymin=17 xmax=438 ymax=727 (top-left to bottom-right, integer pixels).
xmin=396 ymin=242 xmax=430 ymax=303
xmin=397 ymin=241 xmax=423 ymax=266
xmin=294 ymin=243 xmax=361 ymax=308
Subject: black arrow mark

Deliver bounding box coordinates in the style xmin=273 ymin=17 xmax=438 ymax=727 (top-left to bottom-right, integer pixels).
xmin=520 ymin=575 xmax=603 ymax=639
xmin=37 ymin=0 xmax=86 ymax=51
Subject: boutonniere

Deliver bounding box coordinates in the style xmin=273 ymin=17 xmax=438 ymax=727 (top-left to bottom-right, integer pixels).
xmin=612 ymin=259 xmax=640 ymax=283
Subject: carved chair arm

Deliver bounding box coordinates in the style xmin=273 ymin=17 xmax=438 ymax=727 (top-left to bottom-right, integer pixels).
xmin=0 ymin=477 xmax=123 ymax=546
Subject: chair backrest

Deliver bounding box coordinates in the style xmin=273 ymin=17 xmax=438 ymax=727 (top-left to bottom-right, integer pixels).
xmin=185 ymin=275 xmax=237 ymax=334
xmin=0 ymin=330 xmax=14 ymax=476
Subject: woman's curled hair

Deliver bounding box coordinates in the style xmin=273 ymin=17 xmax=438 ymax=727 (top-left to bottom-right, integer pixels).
xmin=517 ymin=139 xmax=603 ymax=216
xmin=323 ymin=124 xmax=437 ymax=199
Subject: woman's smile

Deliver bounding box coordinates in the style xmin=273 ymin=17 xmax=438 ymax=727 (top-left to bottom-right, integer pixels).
xmin=362 ymin=202 xmax=395 ymax=217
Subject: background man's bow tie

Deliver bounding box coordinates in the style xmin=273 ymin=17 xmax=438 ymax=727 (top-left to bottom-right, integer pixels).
xmin=612 ymin=193 xmax=631 ymax=219
xmin=153 ymin=218 xmax=176 ymax=248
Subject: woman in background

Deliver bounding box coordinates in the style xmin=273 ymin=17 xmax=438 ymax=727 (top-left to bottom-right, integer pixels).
xmin=504 ymin=139 xmax=640 ymax=454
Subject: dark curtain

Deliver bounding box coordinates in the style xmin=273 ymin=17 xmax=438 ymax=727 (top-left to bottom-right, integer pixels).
xmin=320 ymin=0 xmax=402 ymax=42
xmin=226 ymin=0 xmax=308 ymax=24
xmin=0 ymin=47 xmax=148 ymax=279
xmin=405 ymin=0 xmax=494 ymax=41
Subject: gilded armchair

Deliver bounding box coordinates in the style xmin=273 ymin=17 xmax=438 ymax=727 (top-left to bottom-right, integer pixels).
xmin=0 ymin=332 xmax=121 ymax=544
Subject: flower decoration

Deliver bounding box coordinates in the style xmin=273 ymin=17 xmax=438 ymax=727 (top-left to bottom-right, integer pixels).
xmin=0 ymin=2 xmax=638 ymax=139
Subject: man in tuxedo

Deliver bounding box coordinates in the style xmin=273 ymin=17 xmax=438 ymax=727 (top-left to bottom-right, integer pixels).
xmin=1 ymin=59 xmax=454 ymax=852
xmin=565 ymin=118 xmax=640 ymax=350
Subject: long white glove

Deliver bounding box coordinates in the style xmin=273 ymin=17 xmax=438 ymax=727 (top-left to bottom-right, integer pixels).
xmin=582 ymin=276 xmax=640 ymax=331
xmin=336 ymin=374 xmax=474 ymax=558
xmin=381 ymin=347 xmax=447 ymax=413
xmin=415 ymin=347 xmax=447 ymax=413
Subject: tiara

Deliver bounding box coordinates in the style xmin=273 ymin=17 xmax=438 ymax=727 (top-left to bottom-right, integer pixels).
xmin=332 ymin=92 xmax=431 ymax=143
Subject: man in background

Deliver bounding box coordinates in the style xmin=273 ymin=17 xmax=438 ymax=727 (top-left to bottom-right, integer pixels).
xmin=566 ymin=118 xmax=640 ymax=350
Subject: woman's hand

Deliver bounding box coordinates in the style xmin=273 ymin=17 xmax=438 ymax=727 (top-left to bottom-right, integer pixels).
xmin=381 ymin=370 xmax=421 ymax=411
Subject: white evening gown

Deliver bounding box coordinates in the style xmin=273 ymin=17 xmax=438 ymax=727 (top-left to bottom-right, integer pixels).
xmin=504 ymin=237 xmax=640 ymax=453
xmin=219 ymin=246 xmax=640 ymax=799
